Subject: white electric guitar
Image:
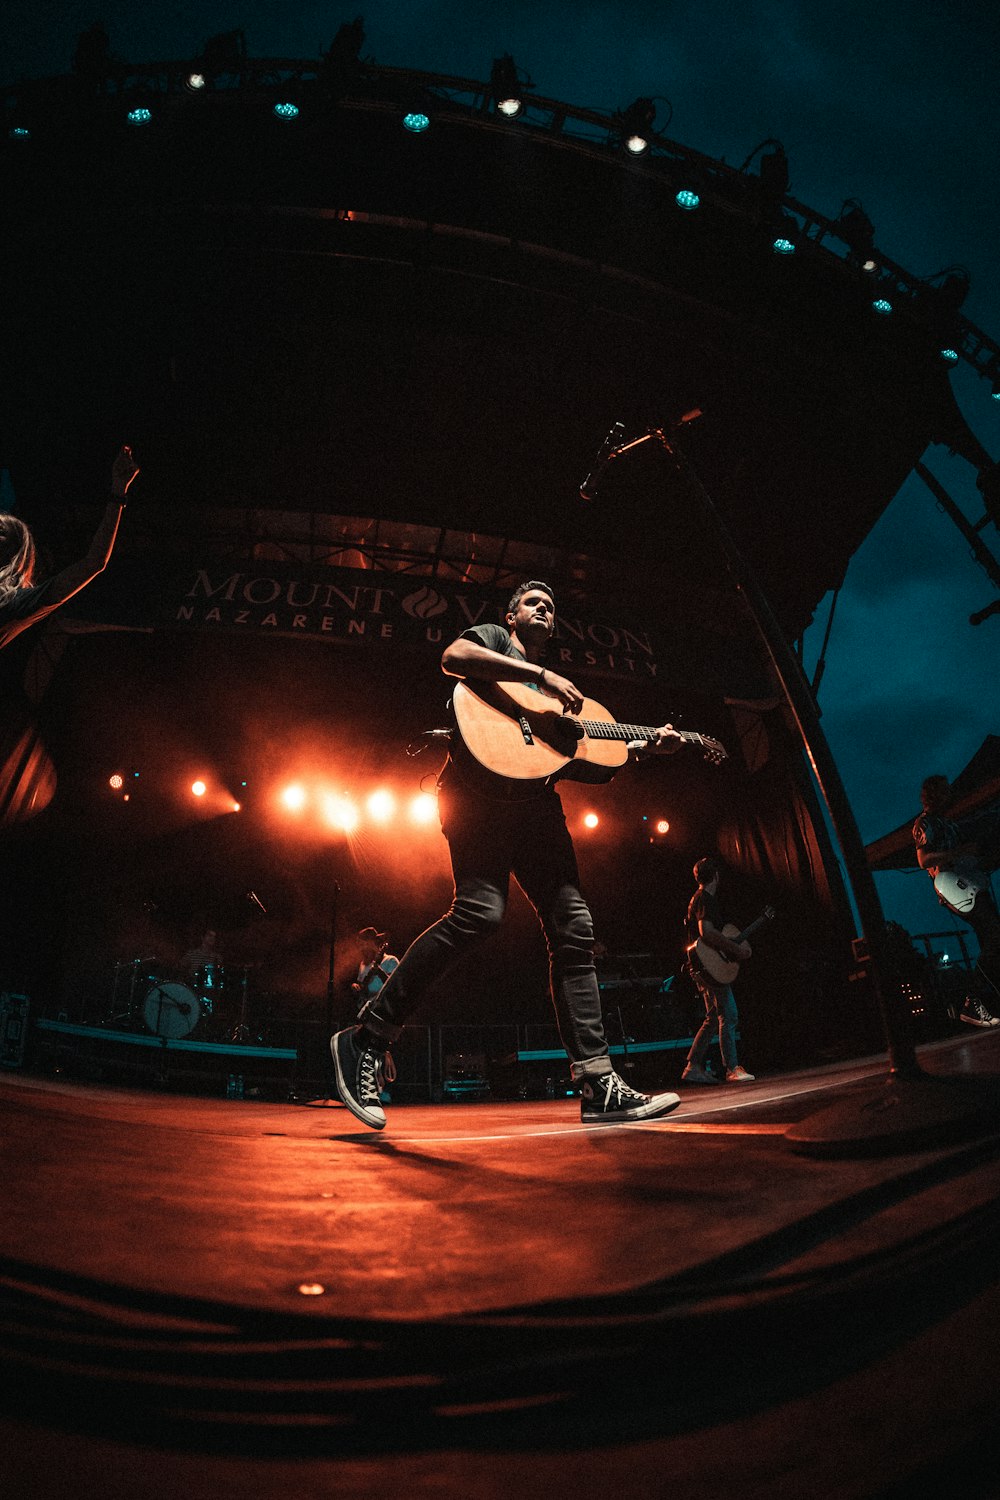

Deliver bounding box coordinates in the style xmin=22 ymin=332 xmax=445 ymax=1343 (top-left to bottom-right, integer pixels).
xmin=933 ymin=859 xmax=992 ymax=915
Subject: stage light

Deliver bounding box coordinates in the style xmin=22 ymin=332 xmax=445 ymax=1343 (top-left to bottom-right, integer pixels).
xmin=583 ymin=812 xmax=599 ymax=829
xmin=273 ymin=101 xmax=299 ymax=120
xmin=126 ymin=107 xmax=152 ymax=126
xmin=940 ymin=348 xmax=960 ymax=364
xmin=757 ymin=142 xmax=789 ymax=202
xmin=185 ymin=72 xmax=207 ymax=92
xmin=992 ymin=384 xmax=1000 ymax=401
xmin=491 ymin=54 xmax=524 ymax=118
xmin=772 ymin=236 xmax=796 ymax=256
xmin=409 ymin=792 xmax=437 ymax=824
xmin=191 ymin=780 xmax=207 ymax=798
xmin=835 ymin=199 xmax=875 ymax=258
xmin=675 ymin=189 xmax=700 ymax=211
xmin=402 ymin=109 xmax=430 ymax=133
xmin=108 ymin=773 xmax=124 ymax=791
xmin=872 ymin=298 xmax=893 ymax=315
xmin=861 ymin=258 xmax=879 ymax=274
xmin=200 ymin=29 xmax=246 ymax=77
xmin=322 ymin=793 xmax=359 ymax=834
xmin=8 ymin=126 xmax=31 ymax=141
xmin=281 ymin=783 xmax=307 ymax=812
xmin=367 ymin=789 xmax=396 ymax=822
xmin=619 ymin=97 xmax=656 ymax=155
xmin=655 ymin=818 xmax=670 ymax=836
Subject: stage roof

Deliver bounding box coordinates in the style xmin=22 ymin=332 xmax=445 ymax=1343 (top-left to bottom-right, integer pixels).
xmin=2 ymin=63 xmax=986 ymax=642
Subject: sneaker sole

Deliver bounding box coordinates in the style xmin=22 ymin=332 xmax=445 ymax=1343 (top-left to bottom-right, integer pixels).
xmin=959 ymin=1017 xmax=1000 ymax=1028
xmin=582 ymin=1093 xmax=681 ymax=1125
xmin=329 ymin=1034 xmax=387 ymax=1130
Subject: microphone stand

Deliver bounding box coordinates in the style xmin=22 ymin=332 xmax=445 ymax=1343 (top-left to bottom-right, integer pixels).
xmin=591 ymin=418 xmax=1000 ymax=1154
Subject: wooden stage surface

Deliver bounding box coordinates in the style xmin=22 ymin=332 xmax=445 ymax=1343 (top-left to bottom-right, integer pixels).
xmin=3 ymin=1030 xmax=1000 ymax=1498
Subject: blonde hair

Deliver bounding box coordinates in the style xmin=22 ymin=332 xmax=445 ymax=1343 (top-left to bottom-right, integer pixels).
xmin=0 ymin=514 xmax=37 ymax=604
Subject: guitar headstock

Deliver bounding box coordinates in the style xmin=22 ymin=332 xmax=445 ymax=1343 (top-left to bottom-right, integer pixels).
xmin=692 ymin=733 xmax=728 ymax=766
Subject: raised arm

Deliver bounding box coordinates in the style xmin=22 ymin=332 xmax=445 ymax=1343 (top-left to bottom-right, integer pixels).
xmin=41 ymin=445 xmax=138 ymax=611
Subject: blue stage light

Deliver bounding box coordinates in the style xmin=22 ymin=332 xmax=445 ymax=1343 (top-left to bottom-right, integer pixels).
xmin=126 ymin=107 xmax=152 ymax=126
xmin=772 ymin=237 xmax=796 ymax=255
xmin=402 ymin=110 xmax=430 ymax=133
xmin=9 ymin=126 xmax=31 ymax=140
xmin=273 ymin=101 xmax=299 ymax=120
xmin=939 ymin=348 xmax=959 ymax=363
xmin=675 ymin=189 xmax=700 ymax=210
xmin=872 ymin=298 xmax=893 ymax=315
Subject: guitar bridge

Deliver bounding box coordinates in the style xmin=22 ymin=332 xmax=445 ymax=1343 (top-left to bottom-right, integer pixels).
xmin=518 ymin=716 xmax=535 ymax=746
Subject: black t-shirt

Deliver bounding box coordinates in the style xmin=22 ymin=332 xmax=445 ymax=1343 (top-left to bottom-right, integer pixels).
xmin=459 ymin=621 xmax=528 ymax=661
xmin=685 ymin=887 xmax=723 ymax=947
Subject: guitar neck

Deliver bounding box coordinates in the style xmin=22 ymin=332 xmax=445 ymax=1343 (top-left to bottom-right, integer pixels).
xmin=578 ymin=720 xmax=702 ymax=748
xmin=737 ymin=913 xmax=771 ymax=944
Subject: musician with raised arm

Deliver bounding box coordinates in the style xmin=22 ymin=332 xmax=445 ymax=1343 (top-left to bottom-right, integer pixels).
xmin=913 ymin=773 xmax=1000 ymax=1028
xmin=330 ymin=579 xmax=700 ymax=1130
xmin=0 ymin=445 xmax=138 ymax=651
xmin=680 ymin=856 xmax=756 ymax=1085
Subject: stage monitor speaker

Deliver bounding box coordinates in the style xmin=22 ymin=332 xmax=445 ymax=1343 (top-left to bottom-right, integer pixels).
xmin=0 ymin=992 xmax=30 ymax=1068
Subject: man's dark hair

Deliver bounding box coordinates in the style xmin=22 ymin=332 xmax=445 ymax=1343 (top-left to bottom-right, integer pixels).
xmin=920 ymin=774 xmax=948 ymax=798
xmin=507 ymin=579 xmax=555 ymax=616
xmin=693 ymin=856 xmax=719 ymax=887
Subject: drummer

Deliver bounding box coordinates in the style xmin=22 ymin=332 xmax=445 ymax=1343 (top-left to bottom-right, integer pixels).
xmin=181 ymin=927 xmax=224 ymax=997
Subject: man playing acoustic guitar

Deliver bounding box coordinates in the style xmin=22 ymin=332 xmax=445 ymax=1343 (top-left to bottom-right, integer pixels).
xmin=913 ymin=774 xmax=1000 ymax=1028
xmin=330 ymin=579 xmax=717 ymax=1130
xmin=681 ymin=857 xmax=757 ymax=1085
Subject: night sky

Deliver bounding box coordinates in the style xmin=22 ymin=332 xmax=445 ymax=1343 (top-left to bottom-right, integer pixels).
xmin=5 ymin=1 xmax=999 ymax=946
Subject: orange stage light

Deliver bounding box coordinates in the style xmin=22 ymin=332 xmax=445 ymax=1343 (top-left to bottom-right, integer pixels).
xmin=191 ymin=780 xmax=207 ymax=798
xmin=655 ymin=818 xmax=670 ymax=835
xmin=281 ymin=784 xmax=307 ymax=812
xmin=409 ymin=792 xmax=438 ymax=824
xmin=322 ymin=792 xmax=359 ymax=834
xmin=367 ymin=789 xmax=396 ymax=822
xmin=583 ymin=812 xmax=600 ymax=829
xmin=108 ymin=773 xmax=124 ymax=791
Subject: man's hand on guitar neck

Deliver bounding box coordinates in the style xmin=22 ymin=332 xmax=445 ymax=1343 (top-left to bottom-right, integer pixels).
xmin=635 ymin=723 xmax=685 ymax=754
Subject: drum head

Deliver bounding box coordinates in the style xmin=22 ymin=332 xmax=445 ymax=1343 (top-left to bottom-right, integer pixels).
xmin=144 ymin=982 xmax=199 ymax=1038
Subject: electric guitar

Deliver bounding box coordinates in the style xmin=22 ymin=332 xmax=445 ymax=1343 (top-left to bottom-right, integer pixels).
xmin=933 ymin=859 xmax=991 ymax=915
xmin=687 ymin=906 xmax=776 ymax=985
xmin=451 ymin=678 xmax=727 ymax=798
xmin=351 ymin=939 xmax=391 ymax=1000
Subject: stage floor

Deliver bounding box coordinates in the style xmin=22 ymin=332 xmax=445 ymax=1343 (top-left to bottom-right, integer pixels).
xmin=3 ymin=1031 xmax=1000 ymax=1498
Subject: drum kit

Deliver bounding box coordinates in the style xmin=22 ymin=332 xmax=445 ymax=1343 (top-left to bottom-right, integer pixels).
xmin=106 ymin=956 xmax=256 ymax=1042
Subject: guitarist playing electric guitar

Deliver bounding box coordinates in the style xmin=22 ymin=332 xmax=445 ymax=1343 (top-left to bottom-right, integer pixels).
xmin=681 ymin=856 xmax=762 ymax=1085
xmin=350 ymin=927 xmax=399 ymax=1019
xmin=913 ymin=773 xmax=1000 ymax=1028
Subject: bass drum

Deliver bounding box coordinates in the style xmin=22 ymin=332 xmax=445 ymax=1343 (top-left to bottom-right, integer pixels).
xmin=144 ymin=981 xmax=200 ymax=1039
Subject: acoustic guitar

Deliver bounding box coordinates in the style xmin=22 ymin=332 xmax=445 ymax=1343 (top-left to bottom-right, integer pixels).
xmin=451 ymin=678 xmax=727 ymax=797
xmin=687 ymin=906 xmax=776 ymax=986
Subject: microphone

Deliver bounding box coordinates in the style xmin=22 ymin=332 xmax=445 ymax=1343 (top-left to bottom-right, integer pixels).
xmin=580 ymin=421 xmax=625 ymax=501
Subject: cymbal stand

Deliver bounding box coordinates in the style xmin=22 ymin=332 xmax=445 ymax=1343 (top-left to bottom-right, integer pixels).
xmin=104 ymin=957 xmax=147 ymax=1029
xmin=228 ymin=966 xmax=253 ymax=1043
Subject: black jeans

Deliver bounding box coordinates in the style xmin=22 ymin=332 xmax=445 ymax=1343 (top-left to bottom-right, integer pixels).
xmin=361 ymin=770 xmax=612 ymax=1078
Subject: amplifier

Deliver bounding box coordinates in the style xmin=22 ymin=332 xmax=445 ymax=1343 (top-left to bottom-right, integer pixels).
xmin=0 ymin=992 xmax=30 ymax=1068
